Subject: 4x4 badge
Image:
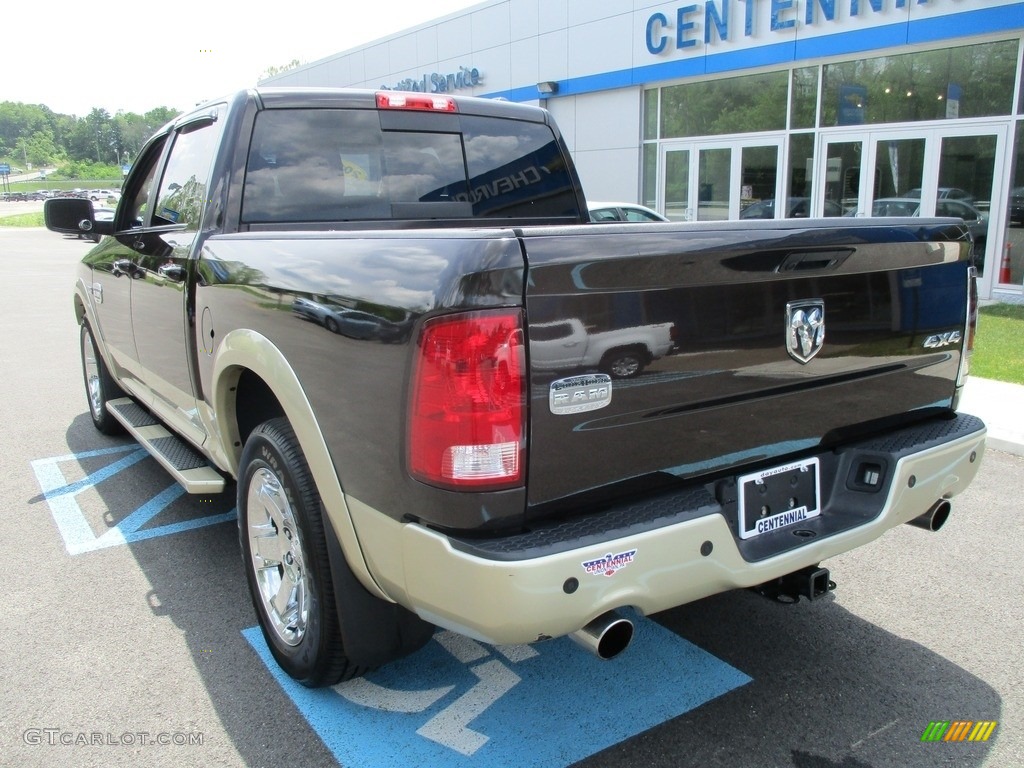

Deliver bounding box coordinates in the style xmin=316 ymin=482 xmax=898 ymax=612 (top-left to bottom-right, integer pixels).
xmin=786 ymin=300 xmax=825 ymax=364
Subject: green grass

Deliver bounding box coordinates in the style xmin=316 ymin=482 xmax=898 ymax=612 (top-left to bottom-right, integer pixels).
xmin=972 ymin=304 xmax=1024 ymax=385
xmin=0 ymin=211 xmax=44 ymax=227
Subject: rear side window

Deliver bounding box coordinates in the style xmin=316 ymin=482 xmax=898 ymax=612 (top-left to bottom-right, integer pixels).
xmin=242 ymin=108 xmax=579 ymax=223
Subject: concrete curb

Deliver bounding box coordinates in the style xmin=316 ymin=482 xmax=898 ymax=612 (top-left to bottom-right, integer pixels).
xmin=958 ymin=377 xmax=1024 ymax=457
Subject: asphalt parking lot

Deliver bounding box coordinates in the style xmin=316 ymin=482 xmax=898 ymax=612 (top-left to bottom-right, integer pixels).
xmin=2 ymin=226 xmax=1022 ymax=768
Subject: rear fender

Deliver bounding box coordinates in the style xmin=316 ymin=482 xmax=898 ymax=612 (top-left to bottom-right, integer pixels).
xmin=210 ymin=328 xmax=391 ymax=602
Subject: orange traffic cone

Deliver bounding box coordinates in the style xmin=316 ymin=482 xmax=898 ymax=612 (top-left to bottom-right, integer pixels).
xmin=999 ymin=243 xmax=1012 ymax=284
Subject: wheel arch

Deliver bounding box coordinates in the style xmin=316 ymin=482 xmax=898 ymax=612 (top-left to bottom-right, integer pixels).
xmin=74 ymin=281 xmax=117 ymax=379
xmin=211 ymin=328 xmax=392 ymax=602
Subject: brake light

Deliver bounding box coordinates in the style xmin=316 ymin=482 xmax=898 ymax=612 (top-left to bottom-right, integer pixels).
xmin=409 ymin=310 xmax=525 ymax=490
xmin=376 ymin=92 xmax=458 ymax=112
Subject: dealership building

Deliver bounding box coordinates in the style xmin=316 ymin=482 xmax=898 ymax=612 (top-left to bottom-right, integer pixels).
xmin=264 ymin=0 xmax=1024 ymax=300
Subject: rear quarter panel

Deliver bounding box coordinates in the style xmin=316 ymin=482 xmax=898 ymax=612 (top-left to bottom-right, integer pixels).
xmin=196 ymin=230 xmax=529 ymax=530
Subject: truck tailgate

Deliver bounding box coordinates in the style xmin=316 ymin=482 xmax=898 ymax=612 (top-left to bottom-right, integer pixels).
xmin=521 ymin=219 xmax=972 ymax=508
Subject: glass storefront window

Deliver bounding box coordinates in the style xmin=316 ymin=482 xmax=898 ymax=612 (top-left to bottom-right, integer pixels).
xmin=642 ymin=143 xmax=658 ymax=209
xmin=1005 ymin=122 xmax=1024 ymax=285
xmin=787 ymin=133 xmax=815 ymax=214
xmin=823 ymin=141 xmax=862 ymax=217
xmin=821 ymin=40 xmax=1018 ymax=127
xmin=664 ymin=149 xmax=690 ymax=222
xmin=697 ymin=148 xmax=730 ymax=220
xmin=643 ymin=89 xmax=659 ymax=141
xmin=873 ymin=138 xmax=925 ymax=200
xmin=660 ymin=71 xmax=788 ymax=139
xmin=791 ymin=67 xmax=818 ymax=130
xmin=741 ymin=145 xmax=778 ymax=209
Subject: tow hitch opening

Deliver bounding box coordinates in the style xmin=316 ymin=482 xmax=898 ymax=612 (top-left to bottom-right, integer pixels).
xmin=754 ymin=565 xmax=835 ymax=604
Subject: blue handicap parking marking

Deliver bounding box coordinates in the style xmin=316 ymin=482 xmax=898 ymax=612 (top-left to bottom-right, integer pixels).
xmin=31 ymin=445 xmax=236 ymax=555
xmin=243 ymin=614 xmax=750 ymax=768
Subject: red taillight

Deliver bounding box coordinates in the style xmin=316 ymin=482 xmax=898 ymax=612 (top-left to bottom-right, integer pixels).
xmin=376 ymin=92 xmax=458 ymax=112
xmin=409 ymin=310 xmax=525 ymax=490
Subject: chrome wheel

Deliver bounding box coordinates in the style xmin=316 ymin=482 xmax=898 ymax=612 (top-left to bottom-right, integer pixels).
xmin=81 ymin=325 xmax=103 ymax=420
xmin=246 ymin=467 xmax=309 ymax=647
xmin=608 ymin=354 xmax=642 ymax=378
xmin=79 ymin=321 xmax=124 ymax=434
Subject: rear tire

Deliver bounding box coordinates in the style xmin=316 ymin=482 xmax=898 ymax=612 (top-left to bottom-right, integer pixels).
xmin=600 ymin=347 xmax=647 ymax=378
xmin=239 ymin=419 xmax=360 ymax=686
xmin=80 ymin=321 xmax=125 ymax=435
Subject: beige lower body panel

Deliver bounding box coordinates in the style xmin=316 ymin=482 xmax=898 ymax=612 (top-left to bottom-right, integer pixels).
xmin=349 ymin=427 xmax=986 ymax=646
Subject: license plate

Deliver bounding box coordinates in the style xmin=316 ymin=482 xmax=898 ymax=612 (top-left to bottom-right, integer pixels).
xmin=737 ymin=457 xmax=821 ymax=540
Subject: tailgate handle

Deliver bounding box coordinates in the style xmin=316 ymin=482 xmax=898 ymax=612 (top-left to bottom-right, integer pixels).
xmin=776 ymin=249 xmax=853 ymax=272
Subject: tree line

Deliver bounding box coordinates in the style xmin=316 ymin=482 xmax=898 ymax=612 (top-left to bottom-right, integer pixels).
xmin=0 ymin=101 xmax=180 ymax=172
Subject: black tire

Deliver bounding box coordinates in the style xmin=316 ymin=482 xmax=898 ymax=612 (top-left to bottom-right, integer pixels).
xmin=600 ymin=347 xmax=647 ymax=379
xmin=239 ymin=418 xmax=361 ymax=686
xmin=324 ymin=316 xmax=339 ymax=334
xmin=80 ymin=321 xmax=125 ymax=435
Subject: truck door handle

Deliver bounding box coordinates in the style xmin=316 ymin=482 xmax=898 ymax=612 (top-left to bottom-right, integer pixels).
xmin=133 ymin=239 xmax=146 ymax=251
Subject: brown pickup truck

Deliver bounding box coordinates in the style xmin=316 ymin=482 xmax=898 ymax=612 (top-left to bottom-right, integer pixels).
xmin=46 ymin=87 xmax=985 ymax=687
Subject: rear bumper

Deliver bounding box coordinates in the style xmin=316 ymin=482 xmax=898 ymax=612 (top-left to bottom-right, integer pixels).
xmin=348 ymin=413 xmax=985 ymax=645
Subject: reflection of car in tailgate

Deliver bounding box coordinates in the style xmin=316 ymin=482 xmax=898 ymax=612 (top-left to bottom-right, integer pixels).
xmin=530 ymin=317 xmax=675 ymax=377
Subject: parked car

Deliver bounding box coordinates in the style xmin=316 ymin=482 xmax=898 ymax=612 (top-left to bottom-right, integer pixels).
xmin=870 ymin=197 xmax=988 ymax=246
xmin=292 ymin=296 xmax=406 ymax=341
xmin=741 ymin=197 xmax=844 ymax=219
xmin=905 ymin=187 xmax=976 ymax=203
xmin=588 ymin=201 xmax=668 ymax=222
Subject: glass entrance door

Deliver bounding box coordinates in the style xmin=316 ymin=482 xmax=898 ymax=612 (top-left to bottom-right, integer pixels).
xmin=819 ymin=125 xmax=1007 ymax=278
xmin=820 ymin=131 xmax=928 ymax=217
xmin=661 ymin=138 xmax=783 ymax=221
xmin=936 ymin=133 xmax=1000 ymax=277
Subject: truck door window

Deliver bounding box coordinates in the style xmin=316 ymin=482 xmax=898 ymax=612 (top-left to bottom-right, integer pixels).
xmin=117 ymin=136 xmax=168 ymax=230
xmin=153 ymin=112 xmax=223 ymax=230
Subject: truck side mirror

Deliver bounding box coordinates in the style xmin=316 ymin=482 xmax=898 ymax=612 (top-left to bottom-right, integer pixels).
xmin=44 ymin=197 xmax=114 ymax=238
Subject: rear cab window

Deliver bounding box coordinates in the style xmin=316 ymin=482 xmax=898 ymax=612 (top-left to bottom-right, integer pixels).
xmin=241 ymin=106 xmax=581 ymax=225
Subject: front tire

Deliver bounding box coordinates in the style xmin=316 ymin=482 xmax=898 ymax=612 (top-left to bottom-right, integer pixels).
xmin=239 ymin=418 xmax=359 ymax=686
xmin=80 ymin=321 xmax=125 ymax=434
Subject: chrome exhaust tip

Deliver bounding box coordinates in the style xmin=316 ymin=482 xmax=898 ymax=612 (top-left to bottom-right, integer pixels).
xmin=569 ymin=611 xmax=634 ymax=660
xmin=907 ymin=499 xmax=952 ymax=532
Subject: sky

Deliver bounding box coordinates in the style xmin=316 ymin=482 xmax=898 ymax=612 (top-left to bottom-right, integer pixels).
xmin=5 ymin=0 xmax=484 ymax=117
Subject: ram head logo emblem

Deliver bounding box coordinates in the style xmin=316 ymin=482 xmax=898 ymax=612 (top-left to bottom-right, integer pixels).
xmin=786 ymin=300 xmax=825 ymax=364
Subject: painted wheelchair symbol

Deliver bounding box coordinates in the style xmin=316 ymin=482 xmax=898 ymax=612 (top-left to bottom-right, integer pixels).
xmin=334 ymin=630 xmax=538 ymax=756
